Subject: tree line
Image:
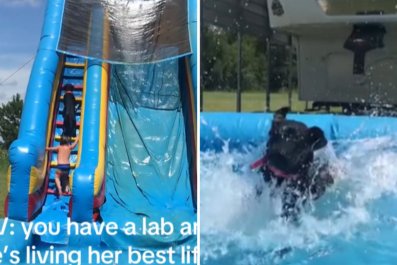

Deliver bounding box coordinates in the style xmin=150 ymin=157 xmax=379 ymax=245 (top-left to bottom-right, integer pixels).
xmin=201 ymin=26 xmax=296 ymax=92
xmin=0 ymin=94 xmax=22 ymax=150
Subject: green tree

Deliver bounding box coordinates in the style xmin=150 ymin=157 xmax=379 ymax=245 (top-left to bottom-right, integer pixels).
xmin=201 ymin=26 xmax=228 ymax=90
xmin=241 ymin=35 xmax=267 ymax=91
xmin=0 ymin=94 xmax=23 ymax=149
xmin=202 ymin=26 xmax=268 ymax=91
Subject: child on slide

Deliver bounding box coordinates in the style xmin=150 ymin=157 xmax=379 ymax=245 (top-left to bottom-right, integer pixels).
xmin=46 ymin=136 xmax=79 ymax=196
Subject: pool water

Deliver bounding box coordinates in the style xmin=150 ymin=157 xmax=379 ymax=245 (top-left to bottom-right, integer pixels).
xmin=200 ymin=137 xmax=397 ymax=265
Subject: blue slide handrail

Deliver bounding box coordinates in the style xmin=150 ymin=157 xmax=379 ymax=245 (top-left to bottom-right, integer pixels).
xmin=70 ymin=7 xmax=108 ymax=222
xmin=7 ymin=0 xmax=64 ymax=221
xmin=71 ymin=61 xmax=105 ymax=222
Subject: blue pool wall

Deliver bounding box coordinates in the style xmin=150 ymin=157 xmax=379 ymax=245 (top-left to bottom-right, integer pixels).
xmin=200 ymin=113 xmax=397 ymax=152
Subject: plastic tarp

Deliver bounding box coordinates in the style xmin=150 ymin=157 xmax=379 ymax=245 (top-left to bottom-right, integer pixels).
xmin=58 ymin=0 xmax=190 ymax=64
xmin=101 ymin=60 xmax=196 ymax=249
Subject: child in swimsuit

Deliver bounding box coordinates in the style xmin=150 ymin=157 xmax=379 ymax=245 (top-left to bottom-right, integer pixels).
xmin=46 ymin=135 xmax=79 ymax=196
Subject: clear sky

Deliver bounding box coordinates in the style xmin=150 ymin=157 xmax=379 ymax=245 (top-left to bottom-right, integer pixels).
xmin=0 ymin=0 xmax=46 ymax=104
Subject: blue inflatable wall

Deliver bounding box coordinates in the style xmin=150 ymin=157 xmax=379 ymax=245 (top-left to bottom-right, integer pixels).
xmin=7 ymin=0 xmax=63 ymax=221
xmin=200 ymin=113 xmax=397 ymax=152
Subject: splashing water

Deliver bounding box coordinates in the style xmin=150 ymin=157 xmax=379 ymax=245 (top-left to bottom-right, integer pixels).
xmin=201 ymin=137 xmax=397 ymax=265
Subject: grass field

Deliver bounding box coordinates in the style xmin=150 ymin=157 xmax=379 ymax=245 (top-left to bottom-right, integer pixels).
xmin=202 ymin=90 xmax=308 ymax=112
xmin=0 ymin=150 xmax=7 ymax=218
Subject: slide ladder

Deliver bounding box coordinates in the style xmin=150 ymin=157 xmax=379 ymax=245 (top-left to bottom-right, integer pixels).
xmin=36 ymin=55 xmax=85 ymax=227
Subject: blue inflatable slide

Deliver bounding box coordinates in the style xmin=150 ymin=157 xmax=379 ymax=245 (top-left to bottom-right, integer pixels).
xmin=1 ymin=0 xmax=197 ymax=264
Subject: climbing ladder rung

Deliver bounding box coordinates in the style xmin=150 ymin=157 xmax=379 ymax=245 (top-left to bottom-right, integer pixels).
xmin=59 ymin=110 xmax=81 ymax=116
xmin=62 ymin=74 xmax=84 ymax=79
xmin=56 ymin=120 xmax=81 ymax=127
xmin=54 ymin=135 xmax=77 ymax=141
xmin=50 ymin=161 xmax=76 ymax=169
xmin=64 ymin=62 xmax=85 ymax=68
xmin=47 ymin=189 xmax=72 ymax=196
xmin=61 ymin=84 xmax=83 ymax=90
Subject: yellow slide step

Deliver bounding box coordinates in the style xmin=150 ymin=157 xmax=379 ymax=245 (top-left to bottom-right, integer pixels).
xmin=54 ymin=135 xmax=77 ymax=141
xmin=50 ymin=161 xmax=76 ymax=169
xmin=64 ymin=62 xmax=85 ymax=68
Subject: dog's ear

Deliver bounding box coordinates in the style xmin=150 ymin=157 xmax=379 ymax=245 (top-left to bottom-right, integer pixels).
xmin=307 ymin=126 xmax=327 ymax=150
xmin=270 ymin=107 xmax=290 ymax=136
xmin=273 ymin=107 xmax=290 ymax=122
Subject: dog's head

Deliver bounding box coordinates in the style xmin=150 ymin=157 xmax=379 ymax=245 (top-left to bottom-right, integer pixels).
xmin=266 ymin=107 xmax=327 ymax=175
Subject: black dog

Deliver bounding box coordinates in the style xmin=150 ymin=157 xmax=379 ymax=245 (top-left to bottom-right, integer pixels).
xmin=62 ymin=84 xmax=77 ymax=138
xmin=252 ymin=107 xmax=334 ymax=221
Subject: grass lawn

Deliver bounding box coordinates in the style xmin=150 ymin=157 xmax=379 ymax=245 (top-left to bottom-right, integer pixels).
xmin=0 ymin=150 xmax=7 ymax=218
xmin=202 ymin=90 xmax=308 ymax=112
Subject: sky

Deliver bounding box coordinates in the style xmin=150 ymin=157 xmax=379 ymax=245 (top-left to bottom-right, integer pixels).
xmin=0 ymin=0 xmax=46 ymax=104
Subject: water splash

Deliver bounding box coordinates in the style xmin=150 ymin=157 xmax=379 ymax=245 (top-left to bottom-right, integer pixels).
xmin=201 ymin=137 xmax=397 ymax=265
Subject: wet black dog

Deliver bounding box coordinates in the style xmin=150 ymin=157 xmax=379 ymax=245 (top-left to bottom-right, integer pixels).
xmin=62 ymin=84 xmax=77 ymax=138
xmin=253 ymin=107 xmax=334 ymax=221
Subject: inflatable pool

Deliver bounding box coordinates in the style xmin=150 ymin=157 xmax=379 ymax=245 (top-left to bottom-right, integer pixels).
xmin=201 ymin=112 xmax=397 ymax=265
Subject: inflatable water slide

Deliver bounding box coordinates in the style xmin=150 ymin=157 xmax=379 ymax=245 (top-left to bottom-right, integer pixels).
xmin=1 ymin=0 xmax=197 ymax=264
